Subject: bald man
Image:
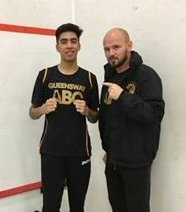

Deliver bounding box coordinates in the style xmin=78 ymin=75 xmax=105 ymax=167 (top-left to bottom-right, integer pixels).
xmin=99 ymin=28 xmax=165 ymax=212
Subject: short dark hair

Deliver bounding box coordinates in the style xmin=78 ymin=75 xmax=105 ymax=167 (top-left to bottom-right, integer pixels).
xmin=55 ymin=23 xmax=83 ymax=42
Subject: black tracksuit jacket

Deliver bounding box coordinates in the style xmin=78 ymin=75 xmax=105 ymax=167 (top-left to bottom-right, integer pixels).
xmin=99 ymin=51 xmax=165 ymax=167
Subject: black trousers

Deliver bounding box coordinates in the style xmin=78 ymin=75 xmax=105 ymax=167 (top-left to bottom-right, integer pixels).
xmin=105 ymin=162 xmax=151 ymax=212
xmin=41 ymin=154 xmax=91 ymax=212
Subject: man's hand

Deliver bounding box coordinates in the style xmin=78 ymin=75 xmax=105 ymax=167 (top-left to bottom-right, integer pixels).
xmin=42 ymin=98 xmax=57 ymax=114
xmin=74 ymin=99 xmax=98 ymax=123
xmin=74 ymin=99 xmax=88 ymax=116
xmin=103 ymin=82 xmax=124 ymax=100
xmin=29 ymin=98 xmax=57 ymax=120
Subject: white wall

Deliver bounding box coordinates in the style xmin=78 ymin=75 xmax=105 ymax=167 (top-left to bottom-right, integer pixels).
xmin=0 ymin=0 xmax=186 ymax=211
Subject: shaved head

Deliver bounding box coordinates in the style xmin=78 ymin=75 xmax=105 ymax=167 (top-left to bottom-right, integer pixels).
xmin=103 ymin=28 xmax=130 ymax=44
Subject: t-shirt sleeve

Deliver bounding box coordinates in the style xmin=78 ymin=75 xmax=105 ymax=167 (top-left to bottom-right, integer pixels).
xmin=31 ymin=70 xmax=45 ymax=107
xmin=88 ymin=73 xmax=99 ymax=110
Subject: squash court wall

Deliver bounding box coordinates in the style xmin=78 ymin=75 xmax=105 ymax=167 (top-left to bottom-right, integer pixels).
xmin=0 ymin=0 xmax=186 ymax=211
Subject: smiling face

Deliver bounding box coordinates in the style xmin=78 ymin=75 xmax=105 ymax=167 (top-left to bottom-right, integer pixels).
xmin=103 ymin=28 xmax=133 ymax=72
xmin=56 ymin=31 xmax=81 ymax=63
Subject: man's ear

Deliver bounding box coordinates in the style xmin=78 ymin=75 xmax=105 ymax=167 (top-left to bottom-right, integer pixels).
xmin=127 ymin=41 xmax=133 ymax=52
xmin=78 ymin=43 xmax=81 ymax=51
xmin=128 ymin=40 xmax=133 ymax=51
xmin=56 ymin=44 xmax=59 ymax=52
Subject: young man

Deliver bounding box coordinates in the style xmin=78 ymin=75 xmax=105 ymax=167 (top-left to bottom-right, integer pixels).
xmin=99 ymin=28 xmax=165 ymax=212
xmin=29 ymin=23 xmax=99 ymax=212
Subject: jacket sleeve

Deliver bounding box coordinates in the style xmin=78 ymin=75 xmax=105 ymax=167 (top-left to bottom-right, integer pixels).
xmin=118 ymin=67 xmax=165 ymax=124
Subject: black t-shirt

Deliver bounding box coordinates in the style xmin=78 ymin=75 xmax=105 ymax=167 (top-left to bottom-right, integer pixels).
xmin=31 ymin=65 xmax=99 ymax=157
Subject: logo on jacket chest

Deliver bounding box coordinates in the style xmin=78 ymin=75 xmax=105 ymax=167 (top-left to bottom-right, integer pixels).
xmin=126 ymin=81 xmax=137 ymax=94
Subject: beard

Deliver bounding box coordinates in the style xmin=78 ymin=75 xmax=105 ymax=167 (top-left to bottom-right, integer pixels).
xmin=109 ymin=51 xmax=128 ymax=68
xmin=112 ymin=55 xmax=128 ymax=68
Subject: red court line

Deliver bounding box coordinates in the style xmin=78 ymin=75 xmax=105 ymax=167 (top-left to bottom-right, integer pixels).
xmin=0 ymin=181 xmax=42 ymax=199
xmin=0 ymin=23 xmax=55 ymax=36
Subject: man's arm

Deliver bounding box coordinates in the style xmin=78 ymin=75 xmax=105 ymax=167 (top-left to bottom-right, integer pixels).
xmin=84 ymin=106 xmax=98 ymax=123
xmin=74 ymin=99 xmax=98 ymax=123
xmin=29 ymin=105 xmax=46 ymax=120
xmin=29 ymin=98 xmax=57 ymax=120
